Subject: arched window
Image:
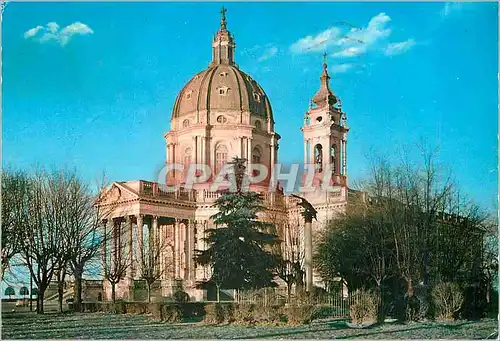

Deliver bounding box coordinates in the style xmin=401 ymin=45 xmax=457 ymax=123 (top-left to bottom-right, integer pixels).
xmin=314 ymin=144 xmax=323 ymax=172
xmin=255 ymin=120 xmax=262 ymax=131
xmin=331 ymin=145 xmax=337 ymax=174
xmin=19 ymin=287 xmax=29 ymax=297
xmin=252 ymin=147 xmax=262 ymax=164
xmin=4 ymin=287 xmax=15 ymax=298
xmin=215 ymin=144 xmax=228 ymax=174
xmin=182 ymin=119 xmax=190 ymax=128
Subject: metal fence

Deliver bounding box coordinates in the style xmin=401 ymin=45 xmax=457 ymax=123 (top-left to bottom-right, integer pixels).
xmin=230 ymin=287 xmax=355 ymax=318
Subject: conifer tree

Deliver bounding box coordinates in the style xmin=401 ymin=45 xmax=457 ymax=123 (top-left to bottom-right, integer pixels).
xmin=195 ymin=157 xmax=280 ymax=292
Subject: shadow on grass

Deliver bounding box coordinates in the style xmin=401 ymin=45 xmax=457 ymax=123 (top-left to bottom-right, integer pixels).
xmin=335 ymin=320 xmax=478 ymax=340
xmin=231 ymin=320 xmax=472 ymax=340
xmin=232 ymin=320 xmax=349 ymax=339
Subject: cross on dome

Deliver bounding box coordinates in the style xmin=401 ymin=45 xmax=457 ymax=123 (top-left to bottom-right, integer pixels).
xmin=220 ymin=6 xmax=227 ymax=29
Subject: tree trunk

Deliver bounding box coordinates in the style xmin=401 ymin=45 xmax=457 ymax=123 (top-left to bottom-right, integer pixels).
xmin=74 ymin=275 xmax=83 ymax=312
xmin=375 ymin=281 xmax=384 ymax=323
xmin=147 ymin=283 xmax=151 ymax=303
xmin=58 ymin=281 xmax=64 ymax=313
xmin=216 ymin=285 xmax=220 ymax=303
xmin=287 ymin=282 xmax=292 ymax=303
xmin=406 ymin=278 xmax=413 ymax=297
xmin=111 ymin=283 xmax=116 ymax=303
xmin=37 ymin=291 xmax=44 ymax=314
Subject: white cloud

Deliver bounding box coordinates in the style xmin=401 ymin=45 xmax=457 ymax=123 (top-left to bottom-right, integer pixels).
xmin=329 ymin=63 xmax=353 ymax=74
xmin=290 ymin=12 xmax=392 ymax=58
xmin=384 ymin=39 xmax=416 ymax=56
xmin=23 ymin=26 xmax=43 ymax=39
xmin=46 ymin=22 xmax=59 ymax=33
xmin=347 ymin=12 xmax=392 ymax=45
xmin=60 ymin=22 xmax=94 ymax=36
xmin=24 ymin=21 xmax=94 ymax=46
xmin=331 ymin=46 xmax=366 ymax=58
xmin=257 ymin=46 xmax=278 ymax=62
xmin=289 ymin=27 xmax=342 ymax=53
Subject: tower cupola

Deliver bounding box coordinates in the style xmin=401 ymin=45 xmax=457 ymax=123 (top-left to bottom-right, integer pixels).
xmin=210 ymin=6 xmax=236 ymax=67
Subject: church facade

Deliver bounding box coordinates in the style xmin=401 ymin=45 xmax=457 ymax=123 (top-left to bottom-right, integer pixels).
xmin=97 ymin=8 xmax=351 ymax=302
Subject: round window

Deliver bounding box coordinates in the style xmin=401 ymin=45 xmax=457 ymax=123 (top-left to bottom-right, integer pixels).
xmin=216 ymin=115 xmax=227 ymax=124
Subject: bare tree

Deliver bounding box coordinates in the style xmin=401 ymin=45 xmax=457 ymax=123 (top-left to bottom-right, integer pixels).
xmin=275 ymin=218 xmax=305 ymax=302
xmin=65 ymin=176 xmax=109 ymax=311
xmin=139 ymin=224 xmax=173 ymax=302
xmin=263 ymin=197 xmax=305 ymax=302
xmin=102 ymin=218 xmax=131 ymax=302
xmin=19 ymin=170 xmax=69 ymax=313
xmin=364 ymin=147 xmax=453 ymax=297
xmin=1 ymin=170 xmax=29 ymax=280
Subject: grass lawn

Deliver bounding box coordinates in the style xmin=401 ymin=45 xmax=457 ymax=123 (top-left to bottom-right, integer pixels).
xmin=1 ymin=303 xmax=497 ymax=339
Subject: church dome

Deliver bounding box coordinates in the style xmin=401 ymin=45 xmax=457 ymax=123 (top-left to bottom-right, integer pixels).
xmin=172 ymin=65 xmax=273 ymax=121
xmin=171 ymin=7 xmax=273 ymax=123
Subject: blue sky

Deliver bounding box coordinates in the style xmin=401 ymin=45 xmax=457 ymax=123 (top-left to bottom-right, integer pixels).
xmin=2 ymin=2 xmax=498 ymax=211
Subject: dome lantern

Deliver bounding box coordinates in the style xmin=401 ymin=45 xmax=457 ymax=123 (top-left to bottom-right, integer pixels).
xmin=210 ymin=6 xmax=236 ymax=67
xmin=170 ymin=7 xmax=274 ymax=124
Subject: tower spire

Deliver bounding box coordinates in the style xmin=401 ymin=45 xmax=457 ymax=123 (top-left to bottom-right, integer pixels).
xmin=321 ymin=52 xmax=329 ymax=80
xmin=312 ymin=54 xmax=337 ymax=107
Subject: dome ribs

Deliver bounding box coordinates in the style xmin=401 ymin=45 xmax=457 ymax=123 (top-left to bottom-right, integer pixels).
xmin=229 ymin=66 xmax=244 ymax=120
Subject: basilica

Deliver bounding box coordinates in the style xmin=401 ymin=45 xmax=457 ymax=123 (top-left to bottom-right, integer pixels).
xmin=97 ymin=8 xmax=351 ymax=302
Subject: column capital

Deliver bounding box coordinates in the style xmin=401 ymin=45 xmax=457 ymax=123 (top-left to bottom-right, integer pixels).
xmin=136 ymin=214 xmax=144 ymax=224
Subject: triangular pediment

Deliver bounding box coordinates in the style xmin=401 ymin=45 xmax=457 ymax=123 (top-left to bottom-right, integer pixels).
xmin=96 ymin=182 xmax=139 ymax=206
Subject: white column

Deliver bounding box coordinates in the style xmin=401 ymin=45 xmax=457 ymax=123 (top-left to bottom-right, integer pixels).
xmin=194 ymin=136 xmax=198 ymax=164
xmin=126 ymin=216 xmax=133 ymax=279
xmin=309 ymin=139 xmax=315 ymax=169
xmin=201 ymin=136 xmax=206 ymax=166
xmin=246 ymin=137 xmax=252 ymax=166
xmin=174 ymin=219 xmax=180 ymax=279
xmin=342 ymin=139 xmax=347 ymax=176
xmin=322 ymin=138 xmax=329 ymax=173
xmin=185 ymin=221 xmax=191 ymax=281
xmin=238 ymin=136 xmax=243 ymax=158
xmin=270 ymin=135 xmax=275 ymax=173
xmin=303 ymin=139 xmax=307 ymax=164
xmin=137 ymin=214 xmax=144 ymax=278
xmin=101 ymin=219 xmax=109 ymax=276
xmin=110 ymin=218 xmax=116 ymax=273
xmin=152 ymin=215 xmax=159 ymax=246
xmin=304 ymin=220 xmax=313 ymax=292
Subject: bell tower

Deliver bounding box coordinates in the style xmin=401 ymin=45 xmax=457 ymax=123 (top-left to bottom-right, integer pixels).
xmin=301 ymin=54 xmax=349 ymax=189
